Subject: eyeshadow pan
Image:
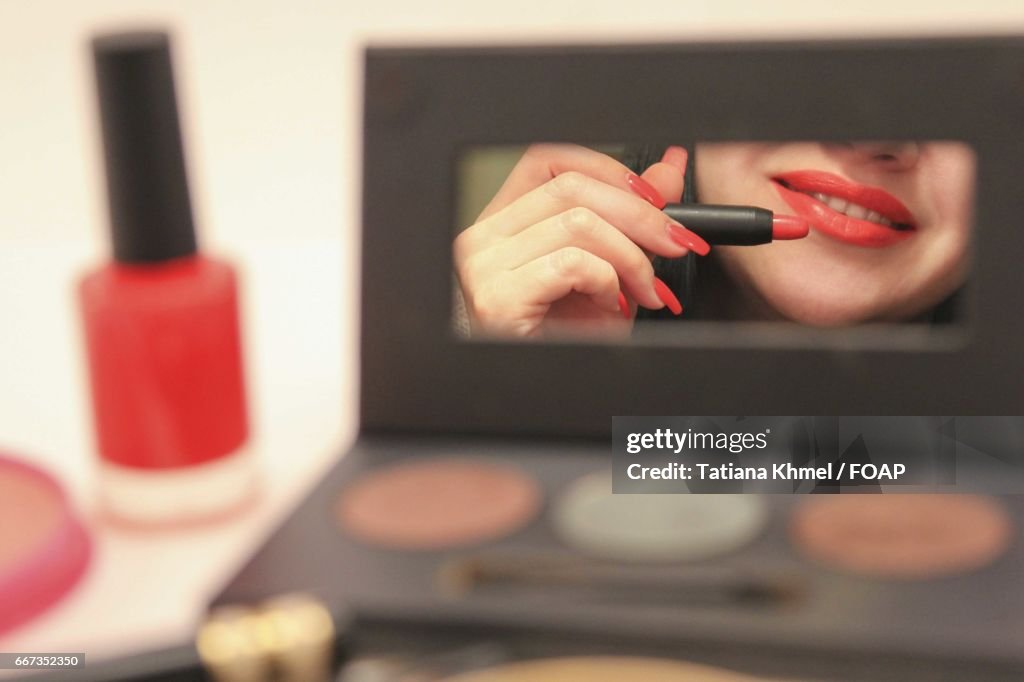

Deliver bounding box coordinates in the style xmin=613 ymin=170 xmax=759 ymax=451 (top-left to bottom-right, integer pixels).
xmin=553 ymin=470 xmax=767 ymax=562
xmin=337 ymin=458 xmax=541 ymax=550
xmin=790 ymin=494 xmax=1012 ymax=579
xmin=443 ymin=656 xmax=767 ymax=681
xmin=0 ymin=454 xmax=91 ymax=635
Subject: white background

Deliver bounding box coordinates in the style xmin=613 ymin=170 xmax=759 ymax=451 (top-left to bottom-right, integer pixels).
xmin=1 ymin=0 xmax=1023 ymax=664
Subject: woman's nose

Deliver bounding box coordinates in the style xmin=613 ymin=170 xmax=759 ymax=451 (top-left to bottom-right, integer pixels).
xmin=828 ymin=141 xmax=922 ymax=171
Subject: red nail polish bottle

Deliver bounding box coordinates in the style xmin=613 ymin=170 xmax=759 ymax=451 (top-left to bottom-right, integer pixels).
xmin=79 ymin=32 xmax=256 ymax=524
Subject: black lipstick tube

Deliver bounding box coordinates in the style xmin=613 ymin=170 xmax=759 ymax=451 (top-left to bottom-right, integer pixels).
xmin=663 ymin=204 xmax=776 ymax=245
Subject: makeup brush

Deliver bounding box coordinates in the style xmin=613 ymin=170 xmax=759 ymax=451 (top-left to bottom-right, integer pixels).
xmin=438 ymin=553 xmax=803 ymax=606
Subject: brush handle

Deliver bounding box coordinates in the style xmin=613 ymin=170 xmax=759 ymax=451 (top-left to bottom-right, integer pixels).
xmin=442 ymin=554 xmax=801 ymax=605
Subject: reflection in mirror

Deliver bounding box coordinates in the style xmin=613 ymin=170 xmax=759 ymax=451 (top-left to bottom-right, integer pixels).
xmin=452 ymin=142 xmax=976 ymax=343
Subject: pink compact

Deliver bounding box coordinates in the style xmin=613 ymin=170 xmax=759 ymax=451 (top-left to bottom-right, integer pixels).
xmin=0 ymin=453 xmax=91 ymax=636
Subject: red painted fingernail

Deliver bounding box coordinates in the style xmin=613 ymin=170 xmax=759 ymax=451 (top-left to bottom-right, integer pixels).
xmin=653 ymin=277 xmax=683 ymax=315
xmin=661 ymin=146 xmax=688 ymax=173
xmin=666 ymin=222 xmax=711 ymax=256
xmin=618 ymin=291 xmax=631 ymax=320
xmin=625 ymin=172 xmax=666 ymax=209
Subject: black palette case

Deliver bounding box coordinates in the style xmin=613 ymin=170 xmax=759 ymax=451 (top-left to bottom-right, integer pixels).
xmin=37 ymin=34 xmax=1024 ymax=682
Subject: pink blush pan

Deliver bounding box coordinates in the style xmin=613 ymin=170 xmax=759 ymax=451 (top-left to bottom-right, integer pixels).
xmin=338 ymin=459 xmax=541 ymax=550
xmin=0 ymin=454 xmax=92 ymax=635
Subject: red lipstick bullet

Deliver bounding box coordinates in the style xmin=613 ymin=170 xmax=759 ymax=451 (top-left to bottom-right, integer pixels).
xmin=771 ymin=214 xmax=811 ymax=240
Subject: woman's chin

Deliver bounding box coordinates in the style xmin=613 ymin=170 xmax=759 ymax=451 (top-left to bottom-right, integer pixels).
xmin=716 ymin=248 xmax=962 ymax=327
xmin=757 ymin=286 xmax=889 ymax=327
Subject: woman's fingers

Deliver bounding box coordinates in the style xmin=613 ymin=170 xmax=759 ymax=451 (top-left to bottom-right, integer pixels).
xmin=465 ymin=207 xmax=663 ymax=310
xmin=517 ymin=247 xmax=621 ymax=312
xmin=465 ymin=171 xmax=706 ymax=260
xmin=467 ymin=247 xmax=623 ymax=336
xmin=661 ymin=145 xmax=689 ymax=175
xmin=477 ymin=144 xmax=637 ymax=221
xmin=455 ymin=144 xmax=699 ymax=337
xmin=641 ymin=146 xmax=688 ymax=206
xmin=639 ymin=147 xmax=689 ymax=255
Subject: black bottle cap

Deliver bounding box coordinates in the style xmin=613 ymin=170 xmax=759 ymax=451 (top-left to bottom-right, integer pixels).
xmin=92 ymin=31 xmax=198 ymax=264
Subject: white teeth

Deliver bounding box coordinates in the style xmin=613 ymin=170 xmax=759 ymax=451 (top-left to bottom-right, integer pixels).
xmin=800 ymin=190 xmax=896 ymax=226
xmin=846 ymin=204 xmax=868 ymax=220
xmin=825 ymin=196 xmax=849 ymax=213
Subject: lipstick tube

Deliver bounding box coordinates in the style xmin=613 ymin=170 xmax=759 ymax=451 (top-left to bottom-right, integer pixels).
xmin=663 ymin=204 xmax=808 ymax=245
xmin=78 ymin=31 xmax=256 ymax=524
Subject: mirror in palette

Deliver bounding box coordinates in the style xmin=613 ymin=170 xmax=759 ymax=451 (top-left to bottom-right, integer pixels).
xmin=452 ymin=141 xmax=976 ymax=343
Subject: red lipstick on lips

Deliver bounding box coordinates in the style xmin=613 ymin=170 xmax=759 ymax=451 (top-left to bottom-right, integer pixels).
xmin=772 ymin=170 xmax=917 ymax=248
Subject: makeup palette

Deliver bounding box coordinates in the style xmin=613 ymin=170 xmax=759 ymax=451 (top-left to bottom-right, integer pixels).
xmin=208 ymin=438 xmax=1024 ymax=681
xmin=199 ymin=35 xmax=1024 ymax=682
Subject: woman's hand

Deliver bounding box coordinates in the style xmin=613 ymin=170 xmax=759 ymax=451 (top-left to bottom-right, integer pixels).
xmin=454 ymin=144 xmax=708 ymax=338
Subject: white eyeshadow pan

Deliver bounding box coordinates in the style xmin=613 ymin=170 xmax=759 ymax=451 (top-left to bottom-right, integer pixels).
xmin=553 ymin=470 xmax=768 ymax=562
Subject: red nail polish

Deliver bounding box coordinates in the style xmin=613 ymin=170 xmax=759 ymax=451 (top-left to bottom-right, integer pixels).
xmin=618 ymin=291 xmax=631 ymax=320
xmin=653 ymin=277 xmax=683 ymax=315
xmin=666 ymin=222 xmax=711 ymax=256
xmin=661 ymin=146 xmax=688 ymax=173
xmin=80 ymin=33 xmax=255 ymax=524
xmin=625 ymin=172 xmax=667 ymax=209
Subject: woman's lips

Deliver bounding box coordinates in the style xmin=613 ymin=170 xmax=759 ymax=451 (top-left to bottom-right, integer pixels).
xmin=771 ymin=170 xmax=917 ymax=248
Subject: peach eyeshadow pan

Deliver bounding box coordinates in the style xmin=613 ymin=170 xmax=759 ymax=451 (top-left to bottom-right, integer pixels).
xmin=337 ymin=458 xmax=542 ymax=550
xmin=790 ymin=494 xmax=1013 ymax=579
